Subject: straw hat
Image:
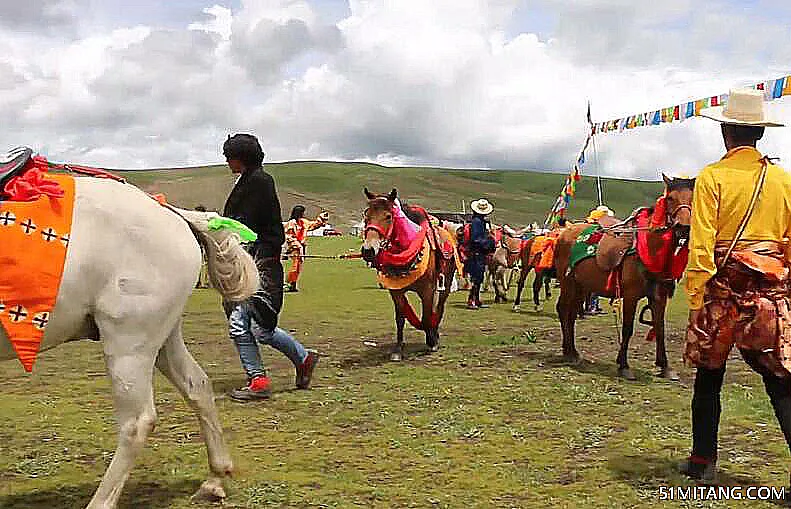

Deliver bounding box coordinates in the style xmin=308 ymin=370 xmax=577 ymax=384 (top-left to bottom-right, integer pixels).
xmin=699 ymin=88 xmax=784 ymax=127
xmin=470 ymin=198 xmax=494 ymax=215
xmin=587 ymin=205 xmax=614 ymax=222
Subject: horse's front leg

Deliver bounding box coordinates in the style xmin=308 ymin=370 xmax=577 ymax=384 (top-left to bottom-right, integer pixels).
xmin=532 ymin=270 xmax=544 ymax=312
xmin=389 ymin=291 xmax=407 ymax=361
xmin=88 ymin=342 xmax=159 ymax=509
xmin=513 ymin=266 xmax=530 ymax=312
xmin=421 ymin=285 xmax=440 ymax=352
xmin=616 ymin=293 xmax=639 ymax=381
xmin=652 ymin=284 xmax=678 ymax=380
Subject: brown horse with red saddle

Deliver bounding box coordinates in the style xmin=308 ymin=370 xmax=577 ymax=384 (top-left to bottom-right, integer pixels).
xmin=361 ymin=189 xmax=463 ymax=361
xmin=554 ymin=175 xmax=694 ymax=380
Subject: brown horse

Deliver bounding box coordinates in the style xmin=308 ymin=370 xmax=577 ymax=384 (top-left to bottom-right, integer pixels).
xmin=554 ymin=176 xmax=694 ymax=380
xmin=360 ymin=188 xmax=460 ymax=361
xmin=487 ymin=227 xmax=525 ymax=303
xmin=512 ymin=234 xmax=555 ymax=312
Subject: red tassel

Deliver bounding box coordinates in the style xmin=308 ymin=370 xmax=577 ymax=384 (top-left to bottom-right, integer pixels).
xmin=645 ymin=328 xmax=656 ymax=342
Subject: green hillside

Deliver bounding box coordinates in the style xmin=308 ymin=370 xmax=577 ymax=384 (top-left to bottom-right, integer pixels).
xmin=120 ymin=161 xmax=665 ymax=227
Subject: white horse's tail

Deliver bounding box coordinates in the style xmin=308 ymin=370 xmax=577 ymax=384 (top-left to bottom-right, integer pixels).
xmin=177 ymin=209 xmax=259 ymax=302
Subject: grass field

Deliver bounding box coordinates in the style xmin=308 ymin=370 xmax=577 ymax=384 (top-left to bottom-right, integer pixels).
xmin=1 ymin=236 xmax=789 ymax=508
xmin=118 ymin=162 xmax=665 ymax=228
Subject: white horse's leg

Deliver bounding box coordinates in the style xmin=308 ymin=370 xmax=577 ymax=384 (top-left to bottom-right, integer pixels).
xmin=87 ymin=348 xmax=158 ymax=509
xmin=155 ymin=321 xmax=233 ymax=501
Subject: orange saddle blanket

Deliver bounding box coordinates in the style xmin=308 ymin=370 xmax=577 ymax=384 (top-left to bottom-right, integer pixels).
xmin=0 ymin=173 xmax=75 ymax=371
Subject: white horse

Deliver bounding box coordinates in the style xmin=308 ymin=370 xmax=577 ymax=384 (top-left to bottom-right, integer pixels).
xmin=0 ymin=176 xmax=259 ymax=509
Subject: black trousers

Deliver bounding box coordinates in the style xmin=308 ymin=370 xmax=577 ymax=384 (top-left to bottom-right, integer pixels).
xmin=223 ymin=256 xmax=284 ymax=331
xmin=692 ymin=350 xmax=791 ymax=460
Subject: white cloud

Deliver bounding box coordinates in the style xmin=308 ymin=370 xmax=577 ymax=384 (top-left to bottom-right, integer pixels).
xmin=0 ymin=0 xmax=790 ymax=180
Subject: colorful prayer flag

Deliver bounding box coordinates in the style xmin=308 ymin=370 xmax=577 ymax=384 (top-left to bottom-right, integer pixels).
xmin=784 ymin=75 xmax=791 ymax=96
xmin=652 ymin=111 xmax=661 ymax=125
xmin=773 ymin=77 xmax=785 ymax=99
xmin=673 ymin=105 xmax=680 ymax=120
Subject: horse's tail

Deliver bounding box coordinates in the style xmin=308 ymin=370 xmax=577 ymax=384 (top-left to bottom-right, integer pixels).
xmin=177 ymin=209 xmax=259 ymax=302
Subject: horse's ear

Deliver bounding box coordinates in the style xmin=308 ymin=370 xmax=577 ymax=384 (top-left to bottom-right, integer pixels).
xmin=388 ymin=188 xmax=398 ymax=201
xmin=662 ymin=173 xmax=672 ymax=187
xmin=364 ymin=187 xmax=375 ymax=200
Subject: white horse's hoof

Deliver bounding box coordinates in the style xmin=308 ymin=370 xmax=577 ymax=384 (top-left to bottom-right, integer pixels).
xmin=193 ymin=478 xmax=227 ymax=503
xmin=512 ymin=305 xmax=521 ymax=313
xmin=390 ymin=352 xmax=402 ymax=362
xmin=534 ymin=305 xmax=543 ymax=313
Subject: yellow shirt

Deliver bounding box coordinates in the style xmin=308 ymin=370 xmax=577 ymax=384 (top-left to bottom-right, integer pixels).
xmin=686 ymin=146 xmax=791 ymax=309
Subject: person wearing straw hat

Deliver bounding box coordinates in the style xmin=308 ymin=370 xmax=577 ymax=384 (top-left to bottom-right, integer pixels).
xmin=680 ymin=88 xmax=791 ymax=483
xmin=464 ymin=198 xmax=496 ymax=309
xmin=583 ymin=205 xmax=615 ymax=315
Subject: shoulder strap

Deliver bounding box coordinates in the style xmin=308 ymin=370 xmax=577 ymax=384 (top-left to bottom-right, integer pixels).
xmin=718 ymin=156 xmax=770 ymax=269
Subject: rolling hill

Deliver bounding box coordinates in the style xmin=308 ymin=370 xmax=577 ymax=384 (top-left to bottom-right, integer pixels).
xmin=119 ymin=161 xmax=665 ymax=228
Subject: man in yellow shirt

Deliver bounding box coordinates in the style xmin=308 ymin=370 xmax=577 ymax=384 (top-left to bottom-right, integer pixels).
xmin=681 ymin=88 xmax=791 ymax=482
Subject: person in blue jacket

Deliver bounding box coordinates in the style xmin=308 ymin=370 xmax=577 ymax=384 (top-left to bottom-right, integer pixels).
xmin=464 ymin=199 xmax=496 ymax=309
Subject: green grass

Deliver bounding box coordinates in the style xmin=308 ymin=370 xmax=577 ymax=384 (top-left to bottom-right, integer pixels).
xmin=117 ymin=162 xmax=664 ymax=228
xmin=0 ymin=237 xmax=788 ymax=508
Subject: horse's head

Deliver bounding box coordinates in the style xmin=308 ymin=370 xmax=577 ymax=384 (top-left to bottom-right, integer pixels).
xmin=662 ymin=173 xmax=695 ymax=248
xmin=361 ymin=187 xmax=398 ymax=262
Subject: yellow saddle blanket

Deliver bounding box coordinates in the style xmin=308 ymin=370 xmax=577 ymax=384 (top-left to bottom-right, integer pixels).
xmin=0 ymin=174 xmax=75 ymax=371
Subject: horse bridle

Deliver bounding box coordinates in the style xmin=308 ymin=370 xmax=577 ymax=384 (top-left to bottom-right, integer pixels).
xmin=363 ymin=200 xmax=395 ymax=248
xmin=663 ymin=203 xmax=692 ymax=231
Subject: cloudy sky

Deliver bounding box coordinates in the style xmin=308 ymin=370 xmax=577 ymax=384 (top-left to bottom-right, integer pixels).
xmin=1 ymin=0 xmax=790 ymax=179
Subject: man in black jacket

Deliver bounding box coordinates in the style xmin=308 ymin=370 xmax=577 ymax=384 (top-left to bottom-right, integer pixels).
xmin=222 ymin=133 xmax=319 ymax=401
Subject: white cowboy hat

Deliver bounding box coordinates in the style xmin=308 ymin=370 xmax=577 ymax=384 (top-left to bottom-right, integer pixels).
xmin=699 ymin=88 xmax=785 ymax=127
xmin=470 ymin=198 xmax=494 ymax=215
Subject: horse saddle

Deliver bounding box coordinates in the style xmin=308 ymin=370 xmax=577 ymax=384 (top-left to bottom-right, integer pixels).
xmin=595 ymin=218 xmax=634 ymax=272
xmin=0 ymin=147 xmax=33 ymax=198
xmin=429 ymin=225 xmax=456 ymax=260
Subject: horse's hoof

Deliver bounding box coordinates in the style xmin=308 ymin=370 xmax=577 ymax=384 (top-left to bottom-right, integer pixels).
xmin=658 ymin=368 xmax=680 ymax=381
xmin=618 ymin=367 xmax=637 ymax=381
xmin=193 ymin=478 xmax=227 ymax=503
xmin=390 ymin=352 xmax=402 ymax=362
xmin=512 ymin=305 xmax=521 ymax=313
xmin=428 ymin=344 xmax=440 ymax=353
xmin=563 ymin=352 xmax=581 ymax=364
xmin=534 ymin=305 xmax=543 ymax=313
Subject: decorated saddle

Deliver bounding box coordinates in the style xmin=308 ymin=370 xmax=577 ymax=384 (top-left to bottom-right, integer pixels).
xmin=375 ymin=208 xmax=462 ymax=290
xmin=0 ymin=150 xmax=75 ymax=371
xmin=567 ymin=197 xmax=689 ymax=285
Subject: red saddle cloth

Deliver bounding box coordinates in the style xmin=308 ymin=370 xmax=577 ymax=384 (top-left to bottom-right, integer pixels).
xmin=375 ymin=221 xmax=428 ymax=269
xmin=635 ymin=204 xmax=688 ymax=280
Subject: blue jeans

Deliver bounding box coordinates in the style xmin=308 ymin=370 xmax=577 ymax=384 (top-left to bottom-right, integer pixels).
xmin=228 ymin=302 xmax=308 ymax=379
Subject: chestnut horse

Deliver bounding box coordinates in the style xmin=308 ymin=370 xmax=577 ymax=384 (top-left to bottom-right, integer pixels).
xmin=360 ymin=189 xmax=460 ymax=361
xmin=554 ymin=176 xmax=694 ymax=380
xmin=512 ymin=234 xmax=554 ymax=312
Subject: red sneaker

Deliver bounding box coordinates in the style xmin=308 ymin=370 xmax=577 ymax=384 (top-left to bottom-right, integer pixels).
xmin=230 ymin=375 xmax=272 ymax=401
xmin=296 ymin=350 xmax=320 ymax=389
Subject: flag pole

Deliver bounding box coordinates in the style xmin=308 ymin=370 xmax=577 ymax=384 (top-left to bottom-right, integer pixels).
xmin=588 ymin=100 xmax=603 ymax=206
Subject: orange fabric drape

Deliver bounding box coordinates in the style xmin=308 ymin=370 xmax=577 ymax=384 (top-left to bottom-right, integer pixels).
xmin=0 ymin=174 xmax=75 ymax=371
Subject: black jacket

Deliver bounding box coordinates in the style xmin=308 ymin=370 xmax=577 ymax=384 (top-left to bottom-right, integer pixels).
xmin=223 ymin=167 xmax=285 ymax=258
